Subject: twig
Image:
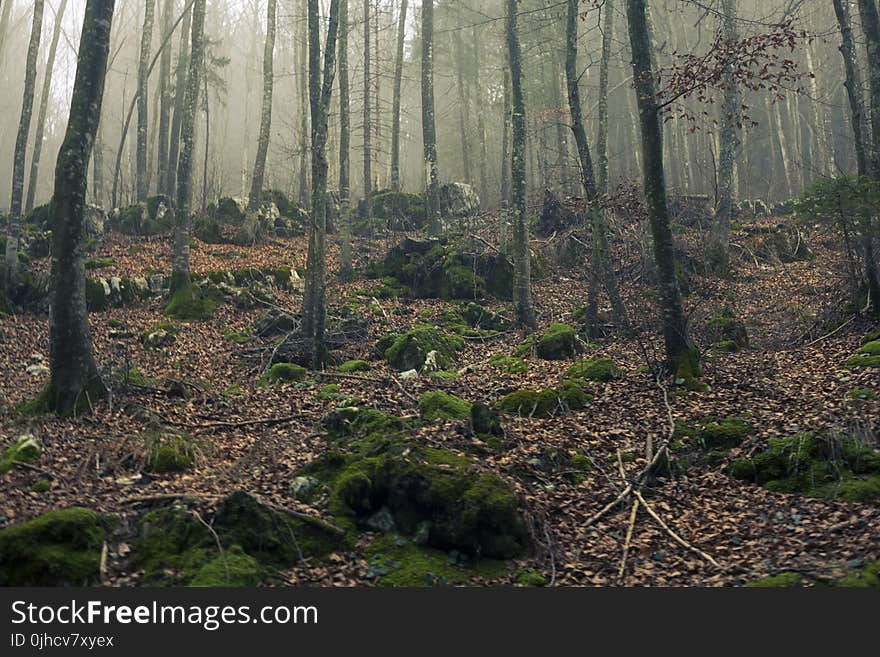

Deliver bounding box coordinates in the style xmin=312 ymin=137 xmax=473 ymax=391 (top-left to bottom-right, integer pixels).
xmin=10 ymin=460 xmax=54 ymax=477
xmin=803 ymin=315 xmax=856 ymax=348
xmin=633 ymin=490 xmax=721 ymax=569
xmin=618 ymin=499 xmax=640 ymax=581
xmin=192 ymin=510 xmax=228 ymax=582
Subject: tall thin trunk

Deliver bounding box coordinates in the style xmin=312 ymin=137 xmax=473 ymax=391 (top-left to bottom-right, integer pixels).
xmin=171 ymin=0 xmax=206 ymax=291
xmin=372 ymin=0 xmax=381 ymax=190
xmin=156 ymin=0 xmax=174 ymax=197
xmin=26 ymin=0 xmax=69 ymax=215
xmin=625 ymin=0 xmax=699 ymax=378
xmin=248 ymin=0 xmax=276 ymax=211
xmin=859 ymin=0 xmax=880 ymax=172
xmin=596 ymin=0 xmax=614 ymax=194
xmin=93 ymin=119 xmax=105 ymax=206
xmin=339 ymin=0 xmax=352 ymax=276
xmin=48 ymin=0 xmax=115 ymax=416
xmin=302 ymin=0 xmax=341 ymax=367
xmin=507 ymin=0 xmax=535 ymax=330
xmin=389 ymin=0 xmax=407 ymax=192
xmin=422 ymin=0 xmax=441 ymax=236
xmin=165 ymin=2 xmax=193 ymax=199
xmin=472 ymin=24 xmax=488 ymax=201
xmin=453 ymin=8 xmax=471 ymax=183
xmin=298 ymin=14 xmax=310 ymax=208
xmin=362 ymin=0 xmax=372 ymax=218
xmin=136 ymin=0 xmax=156 ymax=202
xmin=5 ymin=0 xmax=45 ymax=287
xmin=201 ymin=63 xmax=209 ymax=210
xmin=500 ymin=66 xmax=512 ymax=252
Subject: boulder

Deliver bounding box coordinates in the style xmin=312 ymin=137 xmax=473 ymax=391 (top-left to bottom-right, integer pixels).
xmin=439 ymin=182 xmax=481 ymax=219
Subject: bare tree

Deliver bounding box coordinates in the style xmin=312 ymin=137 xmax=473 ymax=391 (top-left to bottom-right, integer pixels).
xmin=248 ymin=0 xmax=277 ymax=211
xmin=389 ymin=0 xmax=407 ymax=192
xmin=422 ymin=0 xmax=441 ymax=236
xmin=338 ymin=0 xmax=353 ymax=277
xmin=362 ymin=0 xmax=373 ymax=220
xmin=136 ymin=0 xmax=156 ymax=202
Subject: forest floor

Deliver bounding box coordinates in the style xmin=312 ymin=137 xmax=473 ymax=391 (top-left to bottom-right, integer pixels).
xmin=1 ymin=215 xmax=878 ymax=587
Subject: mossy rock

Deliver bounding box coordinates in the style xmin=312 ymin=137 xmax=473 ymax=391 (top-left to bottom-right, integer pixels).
xmin=498 ymin=389 xmax=560 ymax=419
xmin=0 ymin=508 xmax=112 ymax=586
xmin=470 ymin=402 xmax=503 ymax=437
xmin=419 ymin=391 xmax=472 ymax=421
xmin=836 ymin=560 xmax=880 ymax=587
xmin=728 ymin=432 xmax=880 ymax=501
xmin=677 ymin=416 xmax=752 ymax=451
xmin=164 ymin=282 xmax=219 ymax=321
xmin=193 ymin=216 xmax=226 ymax=244
xmin=318 ymin=384 xmax=342 ymax=401
xmin=189 ymin=545 xmax=263 ymax=587
xmin=358 ymin=191 xmax=428 ymax=230
xmin=321 ymin=406 xmax=406 ymax=439
xmin=745 ymin=572 xmax=805 ymax=588
xmin=462 ymin=302 xmax=512 ymax=332
xmin=845 ymin=355 xmax=880 ymax=369
xmin=138 ymin=430 xmax=200 ymax=473
xmin=383 ymin=326 xmax=464 ymax=372
xmin=536 ymin=324 xmax=581 ymax=360
xmin=0 ymin=434 xmax=42 ymax=475
xmin=567 ymin=357 xmax=621 ymax=382
xmin=487 ymin=354 xmax=529 ymax=374
xmin=338 ymin=359 xmax=371 ymax=373
xmin=515 ymin=568 xmax=547 ymax=587
xmin=259 ymin=363 xmax=307 ymax=386
xmin=707 ymin=308 xmax=749 ymax=350
xmin=847 ymin=388 xmax=877 ymax=401
xmin=130 ymin=506 xmax=214 ymax=584
xmin=86 ymin=278 xmax=110 ymax=312
xmin=299 ymin=433 xmax=529 ymax=559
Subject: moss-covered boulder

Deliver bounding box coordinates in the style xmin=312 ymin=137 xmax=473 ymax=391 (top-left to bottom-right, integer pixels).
xmin=382 ymin=326 xmax=464 ymax=372
xmin=0 ymin=434 xmax=42 ymax=475
xmin=0 ymin=508 xmax=111 ymax=586
xmin=189 ymin=546 xmax=263 ymax=587
xmin=728 ymin=432 xmax=880 ymax=501
xmin=299 ymin=433 xmax=529 ymax=559
xmin=846 ymin=341 xmax=880 ymax=369
xmin=498 ymin=381 xmax=591 ymax=419
xmin=136 ymin=430 xmax=199 ymax=473
xmin=677 ymin=416 xmax=751 ymax=451
xmin=338 ymin=359 xmax=371 ymax=373
xmin=321 ymin=406 xmax=407 ymax=439
xmin=419 ymin=391 xmax=472 ymax=421
xmin=470 ymin=402 xmax=503 ymax=437
xmin=487 ymin=354 xmax=529 ymax=374
xmin=536 ymin=324 xmax=581 ymax=360
xmin=358 ymin=191 xmax=427 ymax=231
xmin=707 ymin=308 xmax=749 ymax=351
xmin=164 ymin=281 xmax=220 ymax=321
xmin=259 ymin=363 xmax=307 ymax=386
xmin=567 ymin=357 xmax=621 ymax=382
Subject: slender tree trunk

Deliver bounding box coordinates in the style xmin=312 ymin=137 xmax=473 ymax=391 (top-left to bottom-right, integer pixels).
xmin=165 ymin=2 xmax=193 ymax=199
xmin=709 ymin=0 xmax=740 ymax=274
xmin=472 ymin=24 xmax=488 ymax=202
xmin=5 ymin=0 xmax=45 ymax=289
xmin=93 ymin=119 xmax=105 ymax=207
xmin=156 ymin=0 xmax=174 ymax=197
xmin=26 ymin=0 xmax=69 ymax=215
xmin=500 ymin=66 xmax=512 ymax=253
xmin=170 ymin=0 xmax=206 ymax=292
xmin=362 ymin=0 xmax=372 ymax=219
xmin=507 ymin=0 xmax=535 ymax=330
xmin=298 ymin=15 xmax=310 ymax=208
xmin=48 ymin=0 xmax=116 ymax=416
xmin=136 ymin=0 xmax=156 ymax=202
xmin=389 ymin=0 xmax=407 ymax=192
xmin=201 ymin=66 xmax=209 ymax=211
xmin=372 ymin=0 xmax=381 ymax=190
xmin=422 ymin=0 xmax=441 ymax=236
xmin=625 ymin=0 xmax=699 ymax=378
xmin=338 ymin=0 xmax=352 ymax=277
xmin=453 ymin=8 xmax=471 ymax=183
xmin=596 ymin=0 xmax=614 ymax=194
xmin=565 ymin=0 xmax=627 ymax=330
xmin=248 ymin=0 xmax=277 ymax=211
xmin=302 ymin=0 xmax=341 ymax=367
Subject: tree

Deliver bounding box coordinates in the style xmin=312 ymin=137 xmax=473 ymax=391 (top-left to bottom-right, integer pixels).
xmin=301 ymin=0 xmax=341 ymax=367
xmin=5 ymin=0 xmax=45 ymax=291
xmin=156 ymin=0 xmax=174 ymax=198
xmin=625 ymin=0 xmax=699 ymax=379
xmin=389 ymin=0 xmax=408 ymax=192
xmin=26 ymin=0 xmax=70 ymax=215
xmin=422 ymin=0 xmax=441 ymax=236
xmin=170 ymin=0 xmax=206 ymax=294
xmin=248 ymin=0 xmax=277 ymax=211
xmin=164 ymin=2 xmax=193 ymax=198
xmin=44 ymin=0 xmax=116 ymax=416
xmin=338 ymin=0 xmax=353 ymax=277
xmin=362 ymin=0 xmax=373 ymax=220
xmin=136 ymin=0 xmax=157 ymax=202
xmin=596 ymin=0 xmax=614 ymax=194
xmin=507 ymin=0 xmax=535 ymax=330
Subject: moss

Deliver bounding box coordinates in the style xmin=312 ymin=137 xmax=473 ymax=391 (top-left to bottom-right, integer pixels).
xmin=0 ymin=508 xmax=110 ymax=586
xmin=321 ymin=406 xmax=406 ymax=439
xmin=374 ymin=332 xmax=401 ymax=357
xmin=259 ymin=363 xmax=307 ymax=386
xmin=847 ymin=388 xmax=877 ymax=400
xmin=116 ymin=367 xmax=157 ymax=387
xmin=85 ymin=278 xmax=109 ymax=312
xmin=318 ymin=384 xmax=342 ymax=400
xmin=338 ymin=359 xmax=371 ymax=373
xmin=138 ymin=430 xmax=199 ymax=473
xmin=515 ymin=568 xmax=547 ymax=587
xmin=560 ymin=379 xmax=592 ymax=410
xmin=84 ymin=257 xmax=116 ymax=270
xmin=717 ymin=340 xmax=740 ymax=353
xmin=419 ymin=391 xmax=472 ymax=421
xmin=383 ymin=326 xmax=464 ymax=371
xmin=487 ymin=354 xmax=529 ymax=374
xmin=223 ymin=328 xmax=252 ymax=344
xmin=536 ymin=323 xmax=581 ymax=360
xmin=0 ymin=434 xmax=42 ymax=475
xmin=470 ymin=402 xmax=502 ymax=437
xmin=858 ymin=340 xmax=880 ymax=356
xmin=836 ymin=560 xmax=880 ymax=588
xmin=707 ymin=308 xmax=749 ymax=350
xmin=862 ymin=330 xmax=880 ymax=345
xmin=130 ymin=506 xmax=214 ymax=583
xmin=745 ymin=572 xmax=804 ymax=588
xmin=16 ymin=379 xmax=105 ymax=419
xmin=567 ymin=357 xmax=621 ymax=382
xmin=515 ymin=334 xmax=536 ymax=357
xmin=164 ymin=282 xmax=218 ymax=321
xmin=498 ymin=389 xmax=560 ymax=419
xmin=189 ymin=546 xmax=264 ymax=587
xmin=30 ymin=478 xmax=52 ymax=493
xmin=845 ymin=355 xmax=880 ymax=369
xmin=678 ymin=417 xmax=751 ymax=451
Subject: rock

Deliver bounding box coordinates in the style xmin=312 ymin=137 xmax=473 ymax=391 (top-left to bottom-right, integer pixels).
xmin=358 ymin=190 xmax=427 ymax=231
xmin=567 ymin=358 xmax=621 ymax=382
xmin=259 ymin=363 xmax=307 ymax=385
xmin=84 ymin=205 xmax=106 ymax=239
xmin=0 ymin=434 xmax=42 ymax=474
xmin=707 ymin=308 xmax=749 ymax=351
xmin=148 ymin=274 xmax=166 ymax=293
xmin=439 ymin=182 xmax=481 ymax=219
xmin=536 ymin=323 xmax=581 ymax=360
xmin=254 ymin=308 xmax=297 ymax=337
xmin=422 ymin=350 xmax=441 ymax=373
xmin=215 ymin=197 xmax=248 ymax=223
xmin=26 ymin=231 xmax=51 ymax=258
xmin=132 ymin=277 xmax=150 ymax=296
xmin=382 ymin=326 xmax=464 ymax=372
xmin=418 ymin=391 xmax=471 ymax=421
xmin=399 ymin=369 xmax=419 ymax=381
xmin=537 ymin=189 xmax=578 ymax=236
xmin=25 ymin=364 xmax=49 ymax=377
xmin=143 ymin=328 xmax=175 ymax=349
xmin=470 ymin=402 xmax=502 ymax=437
xmin=290 ymin=476 xmax=322 ymax=502
xmin=365 ymin=507 xmax=397 ymax=533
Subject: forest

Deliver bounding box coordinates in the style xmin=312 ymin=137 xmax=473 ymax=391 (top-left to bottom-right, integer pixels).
xmin=0 ymin=0 xmax=877 ymax=589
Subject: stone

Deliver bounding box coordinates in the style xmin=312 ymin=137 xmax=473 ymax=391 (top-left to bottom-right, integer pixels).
xmin=25 ymin=364 xmax=49 ymax=377
xmin=290 ymin=476 xmax=322 ymax=502
xmin=365 ymin=507 xmax=397 ymax=534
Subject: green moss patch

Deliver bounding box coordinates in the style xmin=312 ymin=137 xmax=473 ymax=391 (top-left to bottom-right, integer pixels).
xmin=0 ymin=434 xmax=42 ymax=475
xmin=536 ymin=324 xmax=581 ymax=360
xmin=848 ymin=388 xmax=877 ymax=400
xmin=419 ymin=391 xmax=472 ymax=421
xmin=382 ymin=326 xmax=464 ymax=372
xmin=567 ymin=357 xmax=621 ymax=382
xmin=259 ymin=363 xmax=307 ymax=386
xmin=499 ymin=381 xmax=591 ymax=419
xmin=338 ymin=359 xmax=371 ymax=373
xmin=0 ymin=508 xmax=111 ymax=586
xmin=745 ymin=572 xmax=805 ymax=587
xmin=321 ymin=406 xmax=407 ymax=439
xmin=487 ymin=354 xmax=529 ymax=374
xmin=135 ymin=430 xmax=200 ymax=473
xmin=164 ymin=282 xmax=219 ymax=321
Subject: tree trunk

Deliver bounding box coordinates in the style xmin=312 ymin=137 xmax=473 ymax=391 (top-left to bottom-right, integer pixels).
xmin=248 ymin=0 xmax=276 ymax=211
xmin=709 ymin=0 xmax=740 ymax=274
xmin=507 ymin=0 xmax=535 ymax=330
xmin=500 ymin=66 xmax=512 ymax=253
xmin=93 ymin=119 xmax=105 ymax=207
xmin=156 ymin=0 xmax=174 ymax=197
xmin=302 ymin=0 xmax=341 ymax=367
xmin=362 ymin=0 xmax=373 ymax=219
xmin=170 ymin=0 xmax=206 ymax=292
xmin=453 ymin=8 xmax=471 ymax=183
xmin=625 ymin=0 xmax=699 ymax=378
xmin=26 ymin=0 xmax=69 ymax=215
xmin=472 ymin=24 xmax=488 ymax=202
xmin=422 ymin=0 xmax=441 ymax=236
xmin=47 ymin=0 xmax=116 ymax=416
xmin=136 ymin=0 xmax=156 ymax=202
xmin=338 ymin=0 xmax=353 ymax=277
xmin=164 ymin=2 xmax=193 ymax=199
xmin=389 ymin=0 xmax=407 ymax=192
xmin=596 ymin=0 xmax=614 ymax=194
xmin=5 ymin=0 xmax=45 ymax=289
xmin=298 ymin=14 xmax=310 ymax=208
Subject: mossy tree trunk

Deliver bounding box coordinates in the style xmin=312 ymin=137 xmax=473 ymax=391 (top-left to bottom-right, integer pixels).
xmin=156 ymin=0 xmax=174 ymax=198
xmin=389 ymin=0 xmax=407 ymax=193
xmin=565 ymin=0 xmax=628 ymax=332
xmin=301 ymin=0 xmax=340 ymax=368
xmin=5 ymin=0 xmax=45 ymax=291
xmin=500 ymin=66 xmax=511 ymax=253
xmin=362 ymin=0 xmax=373 ymax=220
xmin=136 ymin=0 xmax=156 ymax=203
xmin=164 ymin=2 xmax=192 ymax=198
xmin=472 ymin=24 xmax=488 ymax=201
xmin=453 ymin=6 xmax=471 ymax=184
xmin=247 ymin=0 xmax=276 ymax=212
xmin=47 ymin=0 xmax=116 ymax=416
xmin=507 ymin=0 xmax=535 ymax=330
xmin=25 ymin=0 xmax=69 ymax=215
xmin=596 ymin=0 xmax=614 ymax=194
xmin=338 ymin=0 xmax=353 ymax=276
xmin=171 ymin=0 xmax=206 ymax=293
xmin=298 ymin=13 xmax=310 ymax=209
xmin=421 ymin=0 xmax=442 ymax=236
xmin=625 ymin=0 xmax=699 ymax=378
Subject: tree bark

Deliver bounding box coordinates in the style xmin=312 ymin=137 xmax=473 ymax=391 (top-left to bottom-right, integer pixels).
xmin=47 ymin=0 xmax=116 ymax=416
xmin=338 ymin=0 xmax=353 ymax=276
xmin=248 ymin=0 xmax=276 ymax=211
xmin=596 ymin=0 xmax=614 ymax=194
xmin=362 ymin=0 xmax=373 ymax=219
xmin=625 ymin=0 xmax=699 ymax=378
xmin=156 ymin=0 xmax=174 ymax=197
xmin=472 ymin=24 xmax=488 ymax=201
xmin=453 ymin=7 xmax=471 ymax=183
xmin=422 ymin=0 xmax=441 ymax=236
xmin=26 ymin=0 xmax=69 ymax=215
xmin=136 ymin=0 xmax=156 ymax=202
xmin=389 ymin=0 xmax=407 ymax=192
xmin=164 ymin=2 xmax=193 ymax=198
xmin=500 ymin=66 xmax=512 ymax=253
xmin=5 ymin=0 xmax=45 ymax=288
xmin=507 ymin=0 xmax=535 ymax=330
